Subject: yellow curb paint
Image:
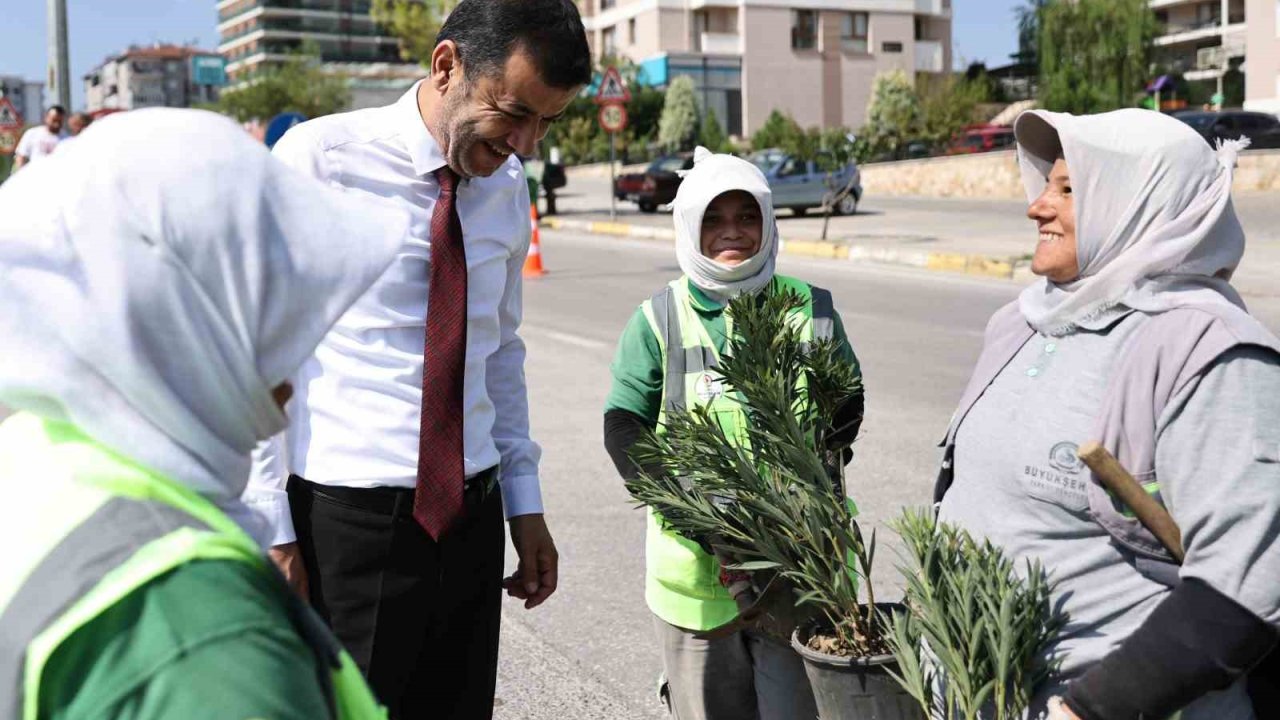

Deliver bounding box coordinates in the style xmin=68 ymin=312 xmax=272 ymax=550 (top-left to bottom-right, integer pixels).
xmin=783 ymin=241 xmax=846 ymax=259
xmin=926 ymin=252 xmax=969 ymax=273
xmin=588 ymin=222 xmax=634 ymax=236
xmin=965 ymin=256 xmax=1016 ymax=279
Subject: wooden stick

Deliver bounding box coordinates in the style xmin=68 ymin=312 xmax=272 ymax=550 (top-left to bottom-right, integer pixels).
xmin=1077 ymin=441 xmax=1185 ymax=563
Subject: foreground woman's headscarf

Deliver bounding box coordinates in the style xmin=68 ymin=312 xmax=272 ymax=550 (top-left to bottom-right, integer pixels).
xmin=1014 ymin=108 xmax=1250 ymax=336
xmin=672 ymin=146 xmax=779 ymax=300
xmin=0 ymin=109 xmax=409 ymax=526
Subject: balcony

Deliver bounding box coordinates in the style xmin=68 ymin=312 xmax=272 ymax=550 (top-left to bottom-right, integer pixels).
xmin=1155 ymin=18 xmax=1246 ymax=47
xmin=220 ymin=0 xmax=375 ymax=23
xmin=698 ymin=32 xmax=741 ymax=55
xmin=914 ymin=40 xmax=944 ymax=72
xmin=914 ymin=0 xmax=950 ymax=16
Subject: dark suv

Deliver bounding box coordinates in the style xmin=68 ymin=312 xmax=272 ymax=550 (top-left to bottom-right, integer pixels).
xmin=1173 ymin=110 xmax=1280 ymax=149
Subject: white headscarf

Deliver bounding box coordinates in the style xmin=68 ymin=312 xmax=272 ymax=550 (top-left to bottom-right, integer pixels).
xmin=673 ymin=146 xmax=778 ymax=301
xmin=0 ymin=109 xmax=409 ymax=515
xmin=1013 ymin=108 xmax=1249 ymax=336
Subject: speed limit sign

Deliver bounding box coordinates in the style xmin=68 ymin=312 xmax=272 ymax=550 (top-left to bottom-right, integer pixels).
xmin=598 ymin=103 xmax=628 ymax=134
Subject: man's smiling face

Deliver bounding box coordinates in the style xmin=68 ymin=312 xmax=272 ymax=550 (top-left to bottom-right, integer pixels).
xmin=435 ymin=46 xmax=580 ymax=179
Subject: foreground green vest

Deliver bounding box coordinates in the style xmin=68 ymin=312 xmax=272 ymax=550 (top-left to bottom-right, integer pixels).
xmin=0 ymin=413 xmax=384 ymax=720
xmin=640 ymin=275 xmax=834 ymax=631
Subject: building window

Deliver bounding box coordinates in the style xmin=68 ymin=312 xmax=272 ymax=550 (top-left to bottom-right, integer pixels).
xmin=841 ymin=12 xmax=868 ymax=53
xmin=791 ymin=10 xmax=817 ymax=51
xmin=629 ymin=18 xmax=636 ymax=45
xmin=602 ymin=25 xmax=617 ymax=57
xmin=882 ymin=41 xmax=904 ymax=53
xmin=600 ymin=0 xmax=615 ymax=10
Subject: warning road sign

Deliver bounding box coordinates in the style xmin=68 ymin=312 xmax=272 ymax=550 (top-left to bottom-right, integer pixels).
xmin=0 ymin=98 xmax=24 ymax=130
xmin=594 ymin=66 xmax=631 ymax=105
xmin=598 ymin=103 xmax=628 ymax=134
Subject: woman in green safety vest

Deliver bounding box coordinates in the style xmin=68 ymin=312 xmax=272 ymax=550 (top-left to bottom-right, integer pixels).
xmin=0 ymin=108 xmax=411 ymax=719
xmin=603 ymin=147 xmax=864 ymax=720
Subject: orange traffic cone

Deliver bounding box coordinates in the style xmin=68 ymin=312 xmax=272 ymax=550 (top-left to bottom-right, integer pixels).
xmin=523 ymin=203 xmax=547 ymax=278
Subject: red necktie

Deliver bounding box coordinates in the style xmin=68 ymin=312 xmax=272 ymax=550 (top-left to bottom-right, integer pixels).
xmin=414 ymin=167 xmax=467 ymax=540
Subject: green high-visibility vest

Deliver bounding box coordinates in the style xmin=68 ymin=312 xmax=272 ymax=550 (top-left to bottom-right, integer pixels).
xmin=639 ymin=274 xmax=835 ymax=631
xmin=0 ymin=413 xmax=386 ymax=720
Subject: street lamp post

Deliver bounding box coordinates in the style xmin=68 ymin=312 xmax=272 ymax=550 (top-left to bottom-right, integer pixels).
xmin=47 ymin=0 xmax=71 ymax=110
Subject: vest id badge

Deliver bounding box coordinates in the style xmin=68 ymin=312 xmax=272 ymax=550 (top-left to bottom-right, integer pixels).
xmin=694 ymin=372 xmax=726 ymax=403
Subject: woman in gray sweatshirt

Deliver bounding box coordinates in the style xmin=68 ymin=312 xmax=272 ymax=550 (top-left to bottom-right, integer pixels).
xmin=935 ymin=109 xmax=1280 ymax=720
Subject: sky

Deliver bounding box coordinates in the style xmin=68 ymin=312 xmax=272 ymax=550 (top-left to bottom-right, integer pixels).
xmin=0 ymin=0 xmax=1023 ymax=113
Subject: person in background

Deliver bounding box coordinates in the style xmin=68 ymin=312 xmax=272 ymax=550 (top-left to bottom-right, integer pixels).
xmin=0 ymin=108 xmax=411 ymax=718
xmin=66 ymin=111 xmax=92 ymax=136
xmin=935 ymin=109 xmax=1280 ymax=720
xmin=243 ymin=1 xmax=591 ymax=718
xmin=13 ymin=105 xmax=64 ymax=170
xmin=604 ymin=147 xmax=864 ymax=720
xmin=54 ymin=112 xmax=94 ymax=152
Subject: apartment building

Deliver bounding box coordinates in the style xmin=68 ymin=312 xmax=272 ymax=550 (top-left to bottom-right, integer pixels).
xmin=0 ymin=76 xmax=46 ymax=123
xmin=1151 ymin=0 xmax=1280 ymax=112
xmin=579 ymin=0 xmax=953 ymax=137
xmin=1242 ymin=0 xmax=1279 ymax=112
xmin=83 ymin=45 xmax=224 ymax=113
xmin=217 ymin=0 xmax=422 ymax=108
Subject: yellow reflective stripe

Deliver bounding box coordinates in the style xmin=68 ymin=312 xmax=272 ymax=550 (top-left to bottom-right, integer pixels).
xmin=0 ymin=416 xmax=112 ymax=617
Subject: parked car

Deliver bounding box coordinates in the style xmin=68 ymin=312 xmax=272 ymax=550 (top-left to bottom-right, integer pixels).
xmin=946 ymin=125 xmax=1016 ymax=155
xmin=614 ymin=154 xmax=694 ymax=213
xmin=1172 ymin=110 xmax=1280 ymax=150
xmin=748 ymin=149 xmax=862 ymax=217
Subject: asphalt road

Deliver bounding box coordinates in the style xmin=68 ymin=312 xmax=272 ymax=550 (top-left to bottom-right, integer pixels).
xmin=3 ymin=228 xmax=1277 ymax=718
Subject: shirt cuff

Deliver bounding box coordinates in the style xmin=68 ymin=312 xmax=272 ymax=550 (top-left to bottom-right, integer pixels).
xmin=500 ymin=473 xmax=544 ymax=519
xmin=243 ymin=492 xmax=297 ymax=547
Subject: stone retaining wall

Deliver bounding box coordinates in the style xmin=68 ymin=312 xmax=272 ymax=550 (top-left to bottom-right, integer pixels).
xmin=860 ymin=148 xmax=1280 ymax=199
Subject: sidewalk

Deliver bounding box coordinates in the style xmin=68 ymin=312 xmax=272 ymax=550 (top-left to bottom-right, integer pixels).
xmin=543 ymin=175 xmax=1280 ymax=297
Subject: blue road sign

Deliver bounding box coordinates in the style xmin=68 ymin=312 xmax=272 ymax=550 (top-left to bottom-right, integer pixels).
xmin=264 ymin=112 xmax=307 ymax=149
xmin=190 ymin=55 xmax=227 ymax=87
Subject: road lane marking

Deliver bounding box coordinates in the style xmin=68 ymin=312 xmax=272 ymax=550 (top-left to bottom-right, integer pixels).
xmin=524 ymin=325 xmax=609 ymax=349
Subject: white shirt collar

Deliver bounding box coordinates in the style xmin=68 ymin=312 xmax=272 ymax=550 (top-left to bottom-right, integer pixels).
xmin=398 ymin=80 xmax=448 ymax=178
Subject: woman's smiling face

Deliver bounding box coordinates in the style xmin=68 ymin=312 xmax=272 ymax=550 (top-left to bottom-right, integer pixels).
xmin=700 ymin=190 xmax=763 ymax=266
xmin=1026 ymin=157 xmax=1079 ymax=283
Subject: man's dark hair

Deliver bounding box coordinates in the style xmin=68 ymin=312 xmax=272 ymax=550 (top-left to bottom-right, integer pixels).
xmin=437 ymin=0 xmax=591 ymax=90
xmin=48 ymin=105 xmax=66 ymax=115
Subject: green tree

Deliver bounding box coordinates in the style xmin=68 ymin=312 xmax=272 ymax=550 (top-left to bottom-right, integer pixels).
xmin=862 ymin=70 xmax=922 ymax=160
xmin=751 ymin=109 xmax=803 ymax=151
xmin=1013 ymin=0 xmax=1049 ymax=66
xmin=371 ymin=0 xmax=457 ymax=66
xmin=1038 ymin=0 xmax=1157 ymax=113
xmin=658 ymin=75 xmax=699 ymax=152
xmin=918 ymin=72 xmax=989 ymax=148
xmin=698 ymin=109 xmax=730 ymax=153
xmin=210 ymin=45 xmax=352 ymax=122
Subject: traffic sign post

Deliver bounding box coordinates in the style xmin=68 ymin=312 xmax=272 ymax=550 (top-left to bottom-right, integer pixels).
xmin=595 ymin=67 xmax=631 ymax=220
xmin=594 ymin=66 xmax=631 ymax=105
xmin=598 ymin=102 xmax=629 ymax=221
xmin=598 ymin=103 xmax=628 ymax=134
xmin=0 ymin=97 xmax=24 ymax=158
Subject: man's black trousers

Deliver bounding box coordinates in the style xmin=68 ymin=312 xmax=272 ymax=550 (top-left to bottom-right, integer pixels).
xmin=288 ymin=474 xmax=504 ymax=720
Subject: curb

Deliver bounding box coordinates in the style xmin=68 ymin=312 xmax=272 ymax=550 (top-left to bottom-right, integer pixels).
xmin=541 ymin=217 xmax=1028 ymax=281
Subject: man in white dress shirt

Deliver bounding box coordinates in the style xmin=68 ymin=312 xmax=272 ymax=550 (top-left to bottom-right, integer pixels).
xmin=244 ymin=2 xmax=590 ymax=717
